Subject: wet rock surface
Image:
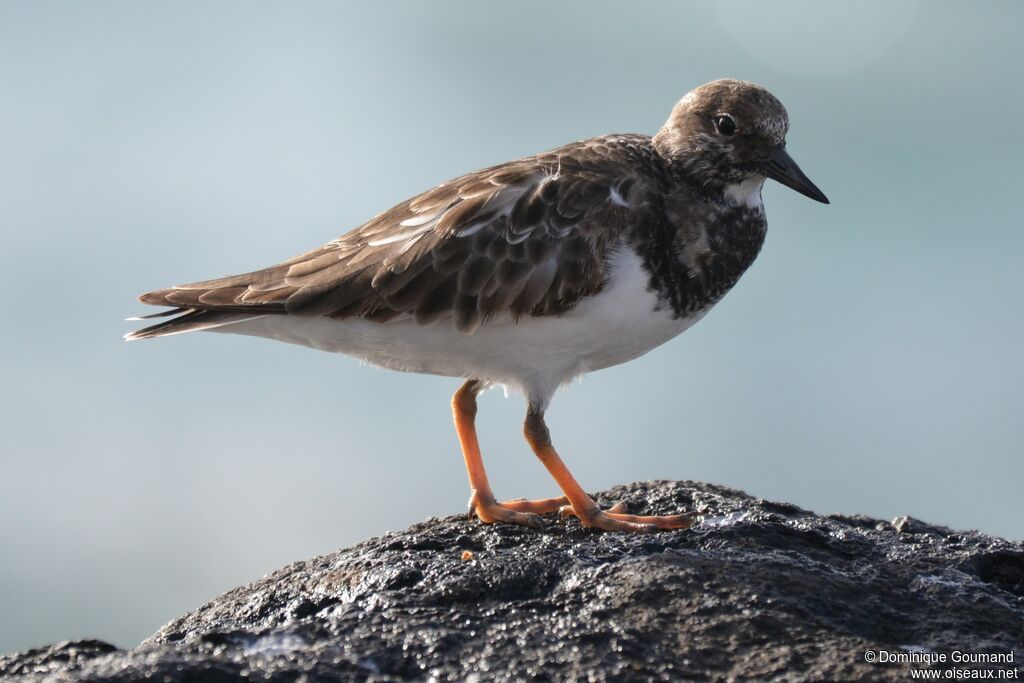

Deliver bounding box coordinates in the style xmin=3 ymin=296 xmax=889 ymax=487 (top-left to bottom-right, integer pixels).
xmin=3 ymin=481 xmax=1022 ymax=681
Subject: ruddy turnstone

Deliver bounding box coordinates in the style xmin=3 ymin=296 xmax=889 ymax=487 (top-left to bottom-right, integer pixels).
xmin=127 ymin=79 xmax=828 ymax=533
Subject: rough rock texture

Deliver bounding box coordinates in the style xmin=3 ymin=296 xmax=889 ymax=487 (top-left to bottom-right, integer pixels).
xmin=2 ymin=481 xmax=1022 ymax=682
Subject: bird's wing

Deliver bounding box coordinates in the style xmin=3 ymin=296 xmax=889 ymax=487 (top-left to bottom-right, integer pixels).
xmin=133 ymin=137 xmax=654 ymax=336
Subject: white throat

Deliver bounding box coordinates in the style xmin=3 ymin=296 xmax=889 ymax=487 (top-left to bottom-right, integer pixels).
xmin=723 ymin=177 xmax=765 ymax=209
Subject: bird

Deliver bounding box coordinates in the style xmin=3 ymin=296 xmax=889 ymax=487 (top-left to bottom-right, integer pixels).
xmin=127 ymin=79 xmax=828 ymax=533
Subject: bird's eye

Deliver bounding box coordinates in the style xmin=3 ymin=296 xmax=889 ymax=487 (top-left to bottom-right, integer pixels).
xmin=714 ymin=114 xmax=736 ymax=136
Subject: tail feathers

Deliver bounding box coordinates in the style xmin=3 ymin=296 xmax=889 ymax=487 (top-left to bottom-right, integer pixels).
xmin=125 ymin=308 xmax=185 ymax=321
xmin=124 ymin=308 xmax=257 ymax=340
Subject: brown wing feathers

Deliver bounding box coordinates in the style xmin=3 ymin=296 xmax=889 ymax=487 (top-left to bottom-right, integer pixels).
xmin=130 ymin=139 xmax=642 ymax=339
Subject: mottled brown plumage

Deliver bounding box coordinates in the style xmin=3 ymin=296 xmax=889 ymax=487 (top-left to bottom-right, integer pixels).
xmin=134 ymin=136 xmax=664 ymax=338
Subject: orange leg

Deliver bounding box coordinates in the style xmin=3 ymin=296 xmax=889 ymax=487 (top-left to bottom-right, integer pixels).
xmin=523 ymin=406 xmax=697 ymax=533
xmin=453 ymin=380 xmax=570 ymax=527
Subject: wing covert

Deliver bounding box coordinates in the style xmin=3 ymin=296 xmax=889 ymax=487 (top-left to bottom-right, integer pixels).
xmin=138 ymin=137 xmax=652 ymax=333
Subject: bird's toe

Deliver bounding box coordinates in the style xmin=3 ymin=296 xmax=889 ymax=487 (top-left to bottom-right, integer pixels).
xmin=499 ymin=495 xmax=568 ymax=515
xmin=570 ymin=507 xmax=697 ymax=533
xmin=471 ymin=494 xmax=546 ymax=529
xmin=558 ymin=500 xmax=628 ymax=519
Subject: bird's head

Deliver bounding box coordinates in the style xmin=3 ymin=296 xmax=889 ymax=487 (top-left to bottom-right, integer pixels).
xmin=653 ymin=79 xmax=829 ymax=204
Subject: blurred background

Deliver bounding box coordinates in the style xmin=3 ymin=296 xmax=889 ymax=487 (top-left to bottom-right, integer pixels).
xmin=2 ymin=0 xmax=1021 ymax=654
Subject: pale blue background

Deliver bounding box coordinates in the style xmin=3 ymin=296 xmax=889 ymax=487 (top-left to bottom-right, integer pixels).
xmin=1 ymin=0 xmax=1021 ymax=654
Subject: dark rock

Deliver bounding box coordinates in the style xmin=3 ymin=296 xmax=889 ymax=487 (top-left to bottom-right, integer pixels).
xmin=0 ymin=641 xmax=118 ymax=679
xmin=2 ymin=481 xmax=1022 ymax=681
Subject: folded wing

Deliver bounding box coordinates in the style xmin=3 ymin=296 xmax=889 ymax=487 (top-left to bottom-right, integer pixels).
xmin=129 ymin=138 xmax=647 ymax=339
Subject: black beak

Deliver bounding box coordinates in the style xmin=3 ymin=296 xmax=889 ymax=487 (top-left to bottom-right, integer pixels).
xmin=757 ymin=145 xmax=829 ymax=204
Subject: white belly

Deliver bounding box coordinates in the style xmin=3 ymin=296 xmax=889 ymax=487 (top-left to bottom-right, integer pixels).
xmin=212 ymin=248 xmax=708 ymax=405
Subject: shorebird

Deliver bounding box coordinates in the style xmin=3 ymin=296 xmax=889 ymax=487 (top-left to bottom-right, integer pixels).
xmin=127 ymin=79 xmax=828 ymax=533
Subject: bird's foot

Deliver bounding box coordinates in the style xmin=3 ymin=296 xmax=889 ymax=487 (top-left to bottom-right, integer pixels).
xmin=499 ymin=496 xmax=629 ymax=517
xmin=469 ymin=492 xmax=546 ymax=529
xmin=559 ymin=502 xmax=697 ymax=533
xmin=469 ymin=492 xmax=692 ymax=532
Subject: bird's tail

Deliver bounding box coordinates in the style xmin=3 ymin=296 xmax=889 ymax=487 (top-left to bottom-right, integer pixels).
xmin=124 ymin=308 xmax=257 ymax=341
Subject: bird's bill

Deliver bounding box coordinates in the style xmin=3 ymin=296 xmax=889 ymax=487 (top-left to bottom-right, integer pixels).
xmin=757 ymin=145 xmax=829 ymax=204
